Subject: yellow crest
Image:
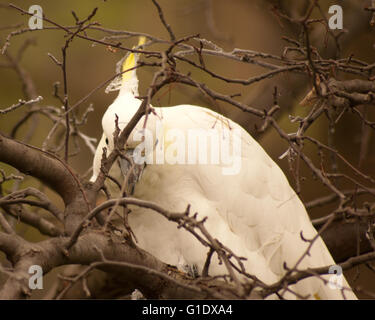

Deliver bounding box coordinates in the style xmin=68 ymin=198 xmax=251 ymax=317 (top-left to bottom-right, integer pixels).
xmin=121 ymin=36 xmax=146 ymax=84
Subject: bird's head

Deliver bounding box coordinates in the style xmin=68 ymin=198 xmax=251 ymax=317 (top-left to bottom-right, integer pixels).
xmin=103 ymin=36 xmax=147 ymax=149
xmin=91 ymin=37 xmax=148 ymax=181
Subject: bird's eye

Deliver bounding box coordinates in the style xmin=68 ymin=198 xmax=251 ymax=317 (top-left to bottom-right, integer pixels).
xmin=105 ymin=138 xmax=109 ymax=145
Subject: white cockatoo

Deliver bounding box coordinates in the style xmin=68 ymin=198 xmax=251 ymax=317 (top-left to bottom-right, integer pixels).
xmin=91 ymin=38 xmax=357 ymax=300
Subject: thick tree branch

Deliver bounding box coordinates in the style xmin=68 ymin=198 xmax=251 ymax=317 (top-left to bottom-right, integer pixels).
xmin=0 ymin=133 xmax=79 ymax=205
xmin=0 ymin=231 xmax=240 ymax=299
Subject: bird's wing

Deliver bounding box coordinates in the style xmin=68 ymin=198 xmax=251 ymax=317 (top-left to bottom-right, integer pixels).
xmin=152 ymin=104 xmax=355 ymax=299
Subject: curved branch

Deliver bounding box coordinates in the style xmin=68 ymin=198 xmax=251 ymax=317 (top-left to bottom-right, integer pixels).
xmin=0 ymin=232 xmax=25 ymax=261
xmin=0 ymin=231 xmax=235 ymax=299
xmin=262 ymin=251 xmax=375 ymax=298
xmin=0 ymin=133 xmax=79 ymax=205
xmin=1 ymin=187 xmax=64 ymax=221
xmin=0 ymin=205 xmax=62 ymax=237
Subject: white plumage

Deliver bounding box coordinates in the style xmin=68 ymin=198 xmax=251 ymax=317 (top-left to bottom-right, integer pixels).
xmin=91 ymin=39 xmax=357 ymax=300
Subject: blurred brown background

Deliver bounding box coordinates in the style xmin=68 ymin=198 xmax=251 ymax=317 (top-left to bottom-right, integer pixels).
xmin=0 ymin=0 xmax=375 ymax=298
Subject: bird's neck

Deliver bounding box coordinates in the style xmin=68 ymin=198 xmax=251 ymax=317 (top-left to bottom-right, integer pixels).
xmin=119 ymin=77 xmax=139 ymax=97
xmin=109 ymin=91 xmax=143 ymax=121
